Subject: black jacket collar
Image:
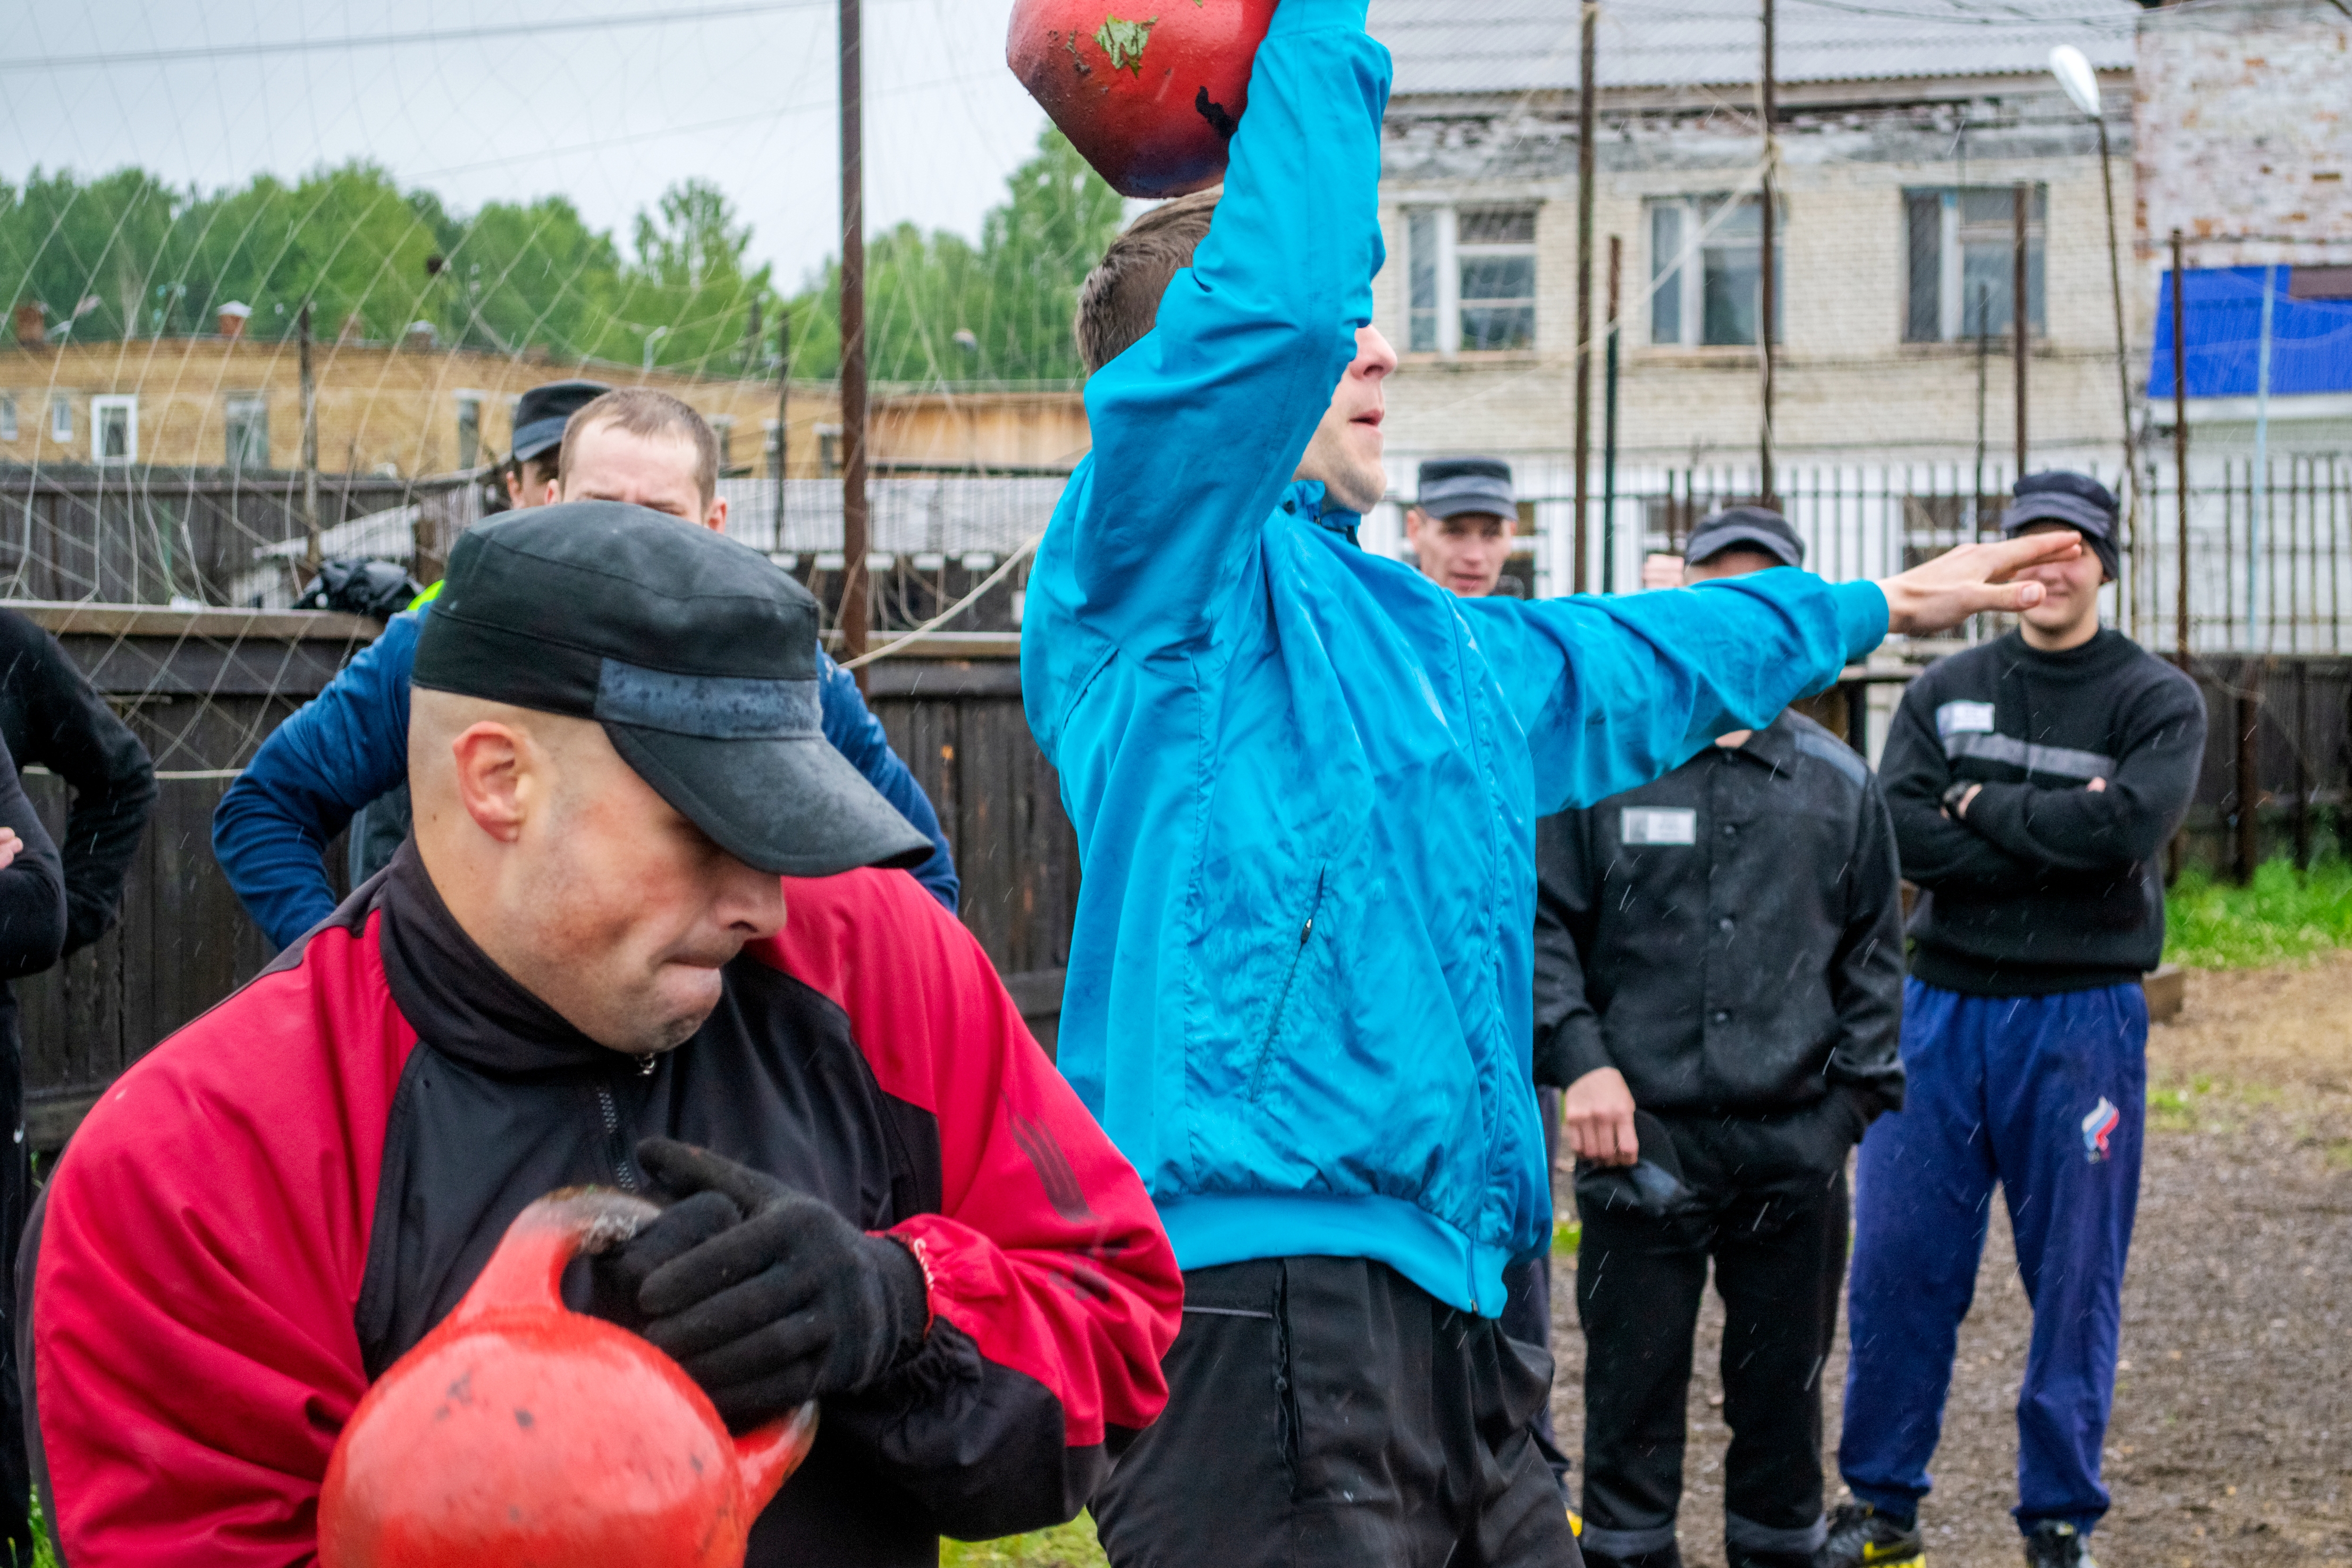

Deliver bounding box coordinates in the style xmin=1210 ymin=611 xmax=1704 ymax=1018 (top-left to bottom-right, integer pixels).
xmin=376 ymin=839 xmax=615 ymax=1077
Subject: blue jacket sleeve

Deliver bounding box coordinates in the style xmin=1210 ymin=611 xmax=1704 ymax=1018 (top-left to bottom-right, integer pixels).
xmin=211 ymin=614 xmax=419 ymax=950
xmin=1457 ymin=569 xmax=1889 ymax=815
xmin=817 ymin=652 xmax=959 ymax=913
xmin=1046 ymin=0 xmax=1388 ymax=660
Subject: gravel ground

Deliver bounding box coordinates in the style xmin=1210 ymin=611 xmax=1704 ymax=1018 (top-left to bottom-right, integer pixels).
xmin=1549 ymin=956 xmax=2352 ymax=1568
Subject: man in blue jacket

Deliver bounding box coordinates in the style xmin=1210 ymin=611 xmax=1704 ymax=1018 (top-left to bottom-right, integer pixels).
xmin=1022 ymin=5 xmax=2079 ymax=1565
xmin=216 ymin=388 xmax=958 ymax=950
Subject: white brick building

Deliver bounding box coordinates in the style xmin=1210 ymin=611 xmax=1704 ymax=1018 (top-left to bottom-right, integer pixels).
xmin=1361 ymin=0 xmax=2145 ymax=595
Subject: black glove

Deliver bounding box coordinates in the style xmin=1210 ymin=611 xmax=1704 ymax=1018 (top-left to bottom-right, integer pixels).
xmin=589 ymin=1137 xmax=931 ymax=1428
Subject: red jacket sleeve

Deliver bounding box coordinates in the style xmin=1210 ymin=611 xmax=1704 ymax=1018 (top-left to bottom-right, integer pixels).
xmin=763 ymin=870 xmax=1181 ymax=1535
xmin=26 ymin=919 xmax=414 ymax=1568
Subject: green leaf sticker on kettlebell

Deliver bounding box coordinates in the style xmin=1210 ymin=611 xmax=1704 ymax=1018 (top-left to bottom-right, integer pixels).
xmin=1095 ymin=14 xmax=1158 ymax=75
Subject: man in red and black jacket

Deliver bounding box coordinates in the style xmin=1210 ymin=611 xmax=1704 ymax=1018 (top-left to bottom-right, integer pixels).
xmin=19 ymin=501 xmax=1182 ymax=1567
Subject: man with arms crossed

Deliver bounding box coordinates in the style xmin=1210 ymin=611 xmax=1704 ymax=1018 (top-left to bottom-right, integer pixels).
xmin=1536 ymin=508 xmax=1904 ymax=1568
xmin=1828 ymin=472 xmax=2205 ymax=1568
xmin=1022 ymin=5 xmax=2078 ymax=1563
xmin=215 ymin=387 xmax=959 ymax=945
xmin=27 ymin=507 xmax=1179 ymax=1566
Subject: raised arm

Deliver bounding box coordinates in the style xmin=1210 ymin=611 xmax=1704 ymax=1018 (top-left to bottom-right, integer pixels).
xmin=4 ymin=616 xmax=153 ymax=955
xmin=1047 ymin=0 xmax=1388 ymax=656
xmin=213 ymin=616 xmax=418 ymax=948
xmin=1956 ymin=678 xmax=2207 ymax=871
xmin=815 ymin=651 xmax=959 ymax=912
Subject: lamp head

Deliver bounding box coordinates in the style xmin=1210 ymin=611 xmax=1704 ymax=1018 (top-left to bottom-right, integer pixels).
xmin=2049 ymin=45 xmax=2101 ymax=119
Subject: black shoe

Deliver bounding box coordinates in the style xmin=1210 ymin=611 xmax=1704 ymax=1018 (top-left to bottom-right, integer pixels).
xmin=2021 ymin=1521 xmax=2095 ymax=1568
xmin=1824 ymin=1502 xmax=1925 ymax=1568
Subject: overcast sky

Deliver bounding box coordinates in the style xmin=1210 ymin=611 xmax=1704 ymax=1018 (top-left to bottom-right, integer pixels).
xmin=0 ymin=0 xmax=1050 ymax=289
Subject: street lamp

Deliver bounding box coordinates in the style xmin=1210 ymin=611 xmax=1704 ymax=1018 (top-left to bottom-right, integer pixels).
xmin=2051 ymin=43 xmax=2139 ymax=627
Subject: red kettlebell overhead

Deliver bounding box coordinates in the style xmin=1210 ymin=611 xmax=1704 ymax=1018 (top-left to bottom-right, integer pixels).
xmin=319 ymin=1190 xmax=819 ymax=1568
xmin=1007 ymin=0 xmax=1279 ymax=199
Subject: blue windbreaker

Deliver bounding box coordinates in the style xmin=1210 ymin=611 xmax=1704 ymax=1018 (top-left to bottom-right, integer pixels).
xmin=1021 ymin=0 xmax=1889 ymax=1316
xmin=215 ymin=607 xmax=960 ymax=949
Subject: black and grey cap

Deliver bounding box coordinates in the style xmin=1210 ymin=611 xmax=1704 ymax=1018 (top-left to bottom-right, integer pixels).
xmin=2002 ymin=470 xmax=2119 ymax=581
xmin=1415 ymin=458 xmax=1517 ymax=521
xmin=509 ymin=379 xmax=611 ymax=464
xmin=1684 ymin=505 xmax=1805 ymax=570
xmin=412 ymin=501 xmax=931 ymax=877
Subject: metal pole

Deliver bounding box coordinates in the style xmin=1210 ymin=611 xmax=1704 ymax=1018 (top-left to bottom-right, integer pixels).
xmin=298 ymin=301 xmax=320 ymax=577
xmin=2013 ymin=180 xmax=2030 ymax=483
xmin=1758 ymin=0 xmax=1777 ymax=508
xmin=2253 ymin=263 xmax=2277 ymax=648
xmin=2172 ymin=229 xmax=2190 ymax=664
xmin=1974 ymin=283 xmax=1989 ymax=538
xmin=1573 ymin=0 xmax=1596 ymax=594
xmin=838 ymin=0 xmax=870 ymax=672
xmin=1603 ymin=234 xmax=1622 ymax=594
xmin=2095 ymin=116 xmax=2137 ymax=631
xmin=775 ymin=313 xmax=791 ymax=554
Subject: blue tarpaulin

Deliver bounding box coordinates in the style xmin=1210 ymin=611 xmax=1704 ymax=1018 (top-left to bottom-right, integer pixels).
xmin=2148 ymin=267 xmax=2352 ymax=400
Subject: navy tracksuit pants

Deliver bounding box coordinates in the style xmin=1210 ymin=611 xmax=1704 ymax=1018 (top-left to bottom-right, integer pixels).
xmin=1840 ymin=979 xmax=2146 ymax=1535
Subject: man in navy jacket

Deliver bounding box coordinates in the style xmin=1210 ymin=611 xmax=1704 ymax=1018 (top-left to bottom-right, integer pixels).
xmin=1023 ymin=4 xmax=2078 ymax=1563
xmin=215 ymin=388 xmax=958 ymax=949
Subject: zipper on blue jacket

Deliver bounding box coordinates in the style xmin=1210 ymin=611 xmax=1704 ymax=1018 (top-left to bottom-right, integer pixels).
xmin=1248 ymin=867 xmax=1327 ymax=1103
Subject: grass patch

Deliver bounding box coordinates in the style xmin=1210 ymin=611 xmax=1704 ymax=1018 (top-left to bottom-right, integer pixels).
xmin=1552 ymin=1219 xmax=1581 ymax=1257
xmin=2164 ymin=858 xmax=2352 ymax=970
xmin=942 ymin=1516 xmax=1108 ymax=1568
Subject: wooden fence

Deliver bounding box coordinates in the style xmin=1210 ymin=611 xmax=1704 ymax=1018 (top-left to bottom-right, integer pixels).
xmin=9 ymin=598 xmax=2345 ymax=1150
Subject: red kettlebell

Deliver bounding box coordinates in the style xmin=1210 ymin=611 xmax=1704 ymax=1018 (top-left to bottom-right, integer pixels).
xmin=319 ymin=1189 xmax=818 ymax=1568
xmin=1007 ymin=0 xmax=1278 ymax=198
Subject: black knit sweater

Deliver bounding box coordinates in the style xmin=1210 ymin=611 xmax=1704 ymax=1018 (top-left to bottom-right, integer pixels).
xmin=1881 ymin=628 xmax=2207 ymax=996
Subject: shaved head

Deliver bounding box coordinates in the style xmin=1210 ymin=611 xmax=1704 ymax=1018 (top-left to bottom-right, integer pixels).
xmin=410 ymin=688 xmax=784 ymax=1055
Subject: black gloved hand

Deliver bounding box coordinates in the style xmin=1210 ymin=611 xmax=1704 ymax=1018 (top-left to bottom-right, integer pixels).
xmin=594 ymin=1137 xmax=931 ymax=1428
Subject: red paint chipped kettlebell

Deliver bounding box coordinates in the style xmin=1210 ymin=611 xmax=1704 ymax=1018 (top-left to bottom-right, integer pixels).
xmin=1007 ymin=0 xmax=1278 ymax=198
xmin=319 ymin=1189 xmax=818 ymax=1568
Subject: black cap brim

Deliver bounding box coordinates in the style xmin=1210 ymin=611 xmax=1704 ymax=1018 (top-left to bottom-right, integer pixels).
xmin=604 ymin=723 xmax=933 ymax=878
xmin=510 ymin=416 xmax=570 ymax=464
xmin=1684 ymin=524 xmax=1803 ymax=570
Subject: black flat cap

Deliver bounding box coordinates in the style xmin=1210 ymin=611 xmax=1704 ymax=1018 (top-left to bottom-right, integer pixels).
xmin=2002 ymin=470 xmax=2119 ymax=580
xmin=510 ymin=379 xmax=610 ymax=464
xmin=412 ymin=502 xmax=931 ymax=878
xmin=1416 ymin=458 xmax=1517 ymax=520
xmin=1684 ymin=505 xmax=1805 ymax=570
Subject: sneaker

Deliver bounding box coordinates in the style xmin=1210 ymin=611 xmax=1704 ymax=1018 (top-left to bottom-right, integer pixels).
xmin=2022 ymin=1521 xmax=2095 ymax=1568
xmin=1824 ymin=1502 xmax=1925 ymax=1568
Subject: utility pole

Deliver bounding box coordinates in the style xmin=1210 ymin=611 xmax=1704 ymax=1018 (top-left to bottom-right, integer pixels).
xmin=1573 ymin=0 xmax=1597 ymax=594
xmin=2013 ymin=180 xmax=2030 ymax=483
xmin=298 ymin=301 xmax=321 ymax=578
xmin=775 ymin=313 xmax=791 ymax=555
xmin=1758 ymin=0 xmax=1777 ymax=508
xmin=1603 ymin=234 xmax=1622 ymax=594
xmin=2094 ymin=109 xmax=2136 ymax=629
xmin=1974 ymin=284 xmax=1991 ymax=538
xmin=838 ymin=0 xmax=871 ymax=673
xmin=2171 ymin=228 xmax=2190 ymax=664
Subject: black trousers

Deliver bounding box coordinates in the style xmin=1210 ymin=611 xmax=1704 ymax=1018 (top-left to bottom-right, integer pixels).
xmin=1500 ymin=1086 xmax=1564 ymax=1447
xmin=1096 ymin=1257 xmax=1584 ymax=1568
xmin=1574 ymin=1173 xmax=1848 ymax=1568
xmin=0 ymin=1022 xmax=30 ymax=1562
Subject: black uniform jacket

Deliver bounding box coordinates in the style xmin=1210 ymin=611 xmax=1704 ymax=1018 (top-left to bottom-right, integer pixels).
xmin=1533 ymin=711 xmax=1904 ymax=1182
xmin=0 ymin=608 xmax=155 ymax=955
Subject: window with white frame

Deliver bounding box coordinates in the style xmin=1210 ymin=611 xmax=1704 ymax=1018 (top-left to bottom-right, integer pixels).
xmin=0 ymin=395 xmax=15 ymax=443
xmin=91 ymin=395 xmax=136 ymax=463
xmin=48 ymin=393 xmax=70 ymax=442
xmin=1404 ymin=204 xmax=1539 ymax=355
xmin=1649 ymin=195 xmax=1783 ymax=347
xmin=1903 ymin=185 xmax=2045 ymax=342
xmin=225 ymin=393 xmax=269 ymax=470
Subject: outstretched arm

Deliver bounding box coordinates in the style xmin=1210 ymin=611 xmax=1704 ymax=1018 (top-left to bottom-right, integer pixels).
xmin=1043 ymin=0 xmax=1389 ymax=659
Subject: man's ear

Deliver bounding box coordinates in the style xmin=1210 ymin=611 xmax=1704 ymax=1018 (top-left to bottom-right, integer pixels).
xmin=704 ymin=495 xmax=729 ymax=534
xmin=447 ymin=721 xmax=532 ymax=844
xmin=1404 ymin=507 xmax=1426 ymax=545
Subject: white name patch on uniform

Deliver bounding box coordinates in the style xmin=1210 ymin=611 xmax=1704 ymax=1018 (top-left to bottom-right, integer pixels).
xmin=1936 ymin=701 xmax=1997 ymax=737
xmin=1621 ymin=806 xmax=1698 ymax=846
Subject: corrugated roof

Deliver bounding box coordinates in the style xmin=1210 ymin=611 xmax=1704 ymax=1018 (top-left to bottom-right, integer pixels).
xmin=1371 ymin=0 xmax=2140 ymax=97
